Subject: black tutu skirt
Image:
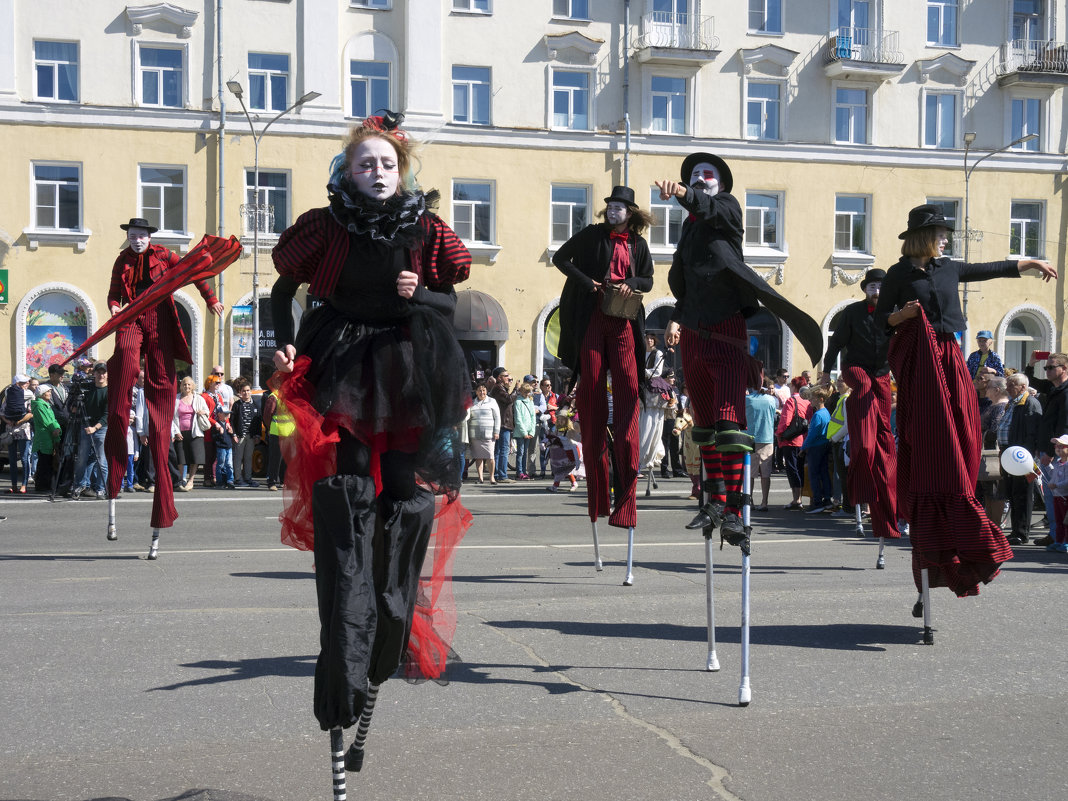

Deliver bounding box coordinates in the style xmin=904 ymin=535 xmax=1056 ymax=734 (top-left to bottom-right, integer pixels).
xmin=294 ymin=301 xmax=468 ymax=496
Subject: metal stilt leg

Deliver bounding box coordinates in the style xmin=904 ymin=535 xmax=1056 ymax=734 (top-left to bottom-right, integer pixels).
xmin=623 ymin=526 xmax=635 ymax=586
xmin=876 ymin=537 xmax=886 ymax=569
xmin=147 ymin=528 xmax=159 ymax=560
xmin=855 ymin=503 xmax=865 ymax=538
xmin=704 ymin=537 xmax=720 ymax=672
xmin=591 ymin=520 xmax=603 ymax=572
xmin=330 ymin=727 xmax=347 ymax=800
xmin=345 ymin=682 xmax=380 ymax=772
xmin=107 ymin=498 xmax=117 ymax=541
xmin=921 ymin=568 xmax=934 ymax=645
xmin=738 ymin=451 xmax=752 ymax=707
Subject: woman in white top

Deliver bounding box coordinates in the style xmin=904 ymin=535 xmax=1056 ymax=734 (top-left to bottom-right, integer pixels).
xmin=466 ymin=382 xmax=500 ymax=484
xmin=171 ymin=376 xmax=210 ymax=491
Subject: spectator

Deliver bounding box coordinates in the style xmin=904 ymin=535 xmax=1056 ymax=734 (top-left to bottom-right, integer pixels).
xmin=659 ymin=369 xmax=685 ymax=479
xmin=31 ymin=384 xmax=61 ymax=493
xmin=1046 ymin=435 xmax=1068 ymax=553
xmin=171 ymin=376 xmax=209 ymax=491
xmin=966 ymin=331 xmax=1005 ymax=378
xmin=800 ymin=387 xmax=832 ymax=514
xmin=71 ymin=364 xmax=109 ymax=499
xmin=488 ymin=368 xmax=515 ymax=483
xmin=122 ymin=400 xmax=138 ymax=493
xmin=210 ymin=388 xmax=235 ymax=489
xmin=466 ymin=382 xmax=499 ymax=484
xmin=1000 ymin=372 xmax=1042 ymax=545
xmin=45 ymin=363 xmax=70 ymax=432
xmin=230 ymin=378 xmax=260 ymax=487
xmin=1024 ymin=352 xmax=1068 ymax=545
xmin=534 ymin=377 xmax=559 ymax=478
xmin=3 ymin=374 xmax=33 ymax=493
xmin=644 ymin=332 xmax=664 ymax=379
xmin=200 ymin=376 xmax=222 ymax=487
xmin=775 ymin=377 xmax=811 ymax=510
xmin=512 ymin=381 xmax=537 ymax=480
xmin=826 ymin=377 xmax=852 ymax=517
xmin=263 ymin=385 xmax=292 ymax=491
xmin=978 ymin=376 xmax=1010 ymax=526
xmin=209 ymin=365 xmax=234 ymax=413
xmin=744 ymin=383 xmax=778 ymax=512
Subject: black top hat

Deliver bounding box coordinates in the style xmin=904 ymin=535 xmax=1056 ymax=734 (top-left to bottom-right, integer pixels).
xmin=898 ymin=204 xmax=953 ymax=240
xmin=860 ymin=268 xmax=886 ymax=289
xmin=120 ymin=217 xmax=158 ymax=234
xmin=680 ymin=152 xmax=733 ymax=194
xmin=603 ymin=185 xmax=638 ymax=208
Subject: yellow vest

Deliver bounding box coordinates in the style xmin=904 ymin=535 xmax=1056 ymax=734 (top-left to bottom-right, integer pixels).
xmin=827 ymin=393 xmax=848 ymax=442
xmin=269 ymin=397 xmax=295 ymax=437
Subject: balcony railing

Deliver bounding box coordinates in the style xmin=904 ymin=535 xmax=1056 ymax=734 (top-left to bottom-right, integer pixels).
xmin=827 ymin=27 xmax=902 ymax=65
xmin=998 ymin=38 xmax=1068 ymax=75
xmin=635 ymin=11 xmax=718 ymax=52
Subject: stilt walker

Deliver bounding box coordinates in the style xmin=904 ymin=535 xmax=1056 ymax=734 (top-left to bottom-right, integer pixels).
xmin=553 ymin=186 xmax=656 ymax=584
xmin=875 ymin=204 xmax=1056 ymax=641
xmin=63 ymin=227 xmax=241 ymax=559
xmin=269 ymin=112 xmax=472 ymax=782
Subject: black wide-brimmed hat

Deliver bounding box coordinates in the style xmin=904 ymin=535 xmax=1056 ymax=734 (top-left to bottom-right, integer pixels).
xmin=680 ymin=152 xmax=733 ymax=194
xmin=898 ymin=204 xmax=953 ymax=240
xmin=120 ymin=217 xmax=158 ymax=234
xmin=860 ymin=268 xmax=886 ymax=289
xmin=604 ymin=185 xmax=638 ymax=208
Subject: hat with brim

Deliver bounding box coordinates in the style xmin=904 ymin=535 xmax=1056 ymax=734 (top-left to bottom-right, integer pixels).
xmin=680 ymin=152 xmax=733 ymax=194
xmin=35 ymin=385 xmax=53 ymax=399
xmin=603 ymin=185 xmax=638 ymax=208
xmin=860 ymin=268 xmax=886 ymax=289
xmin=898 ymin=204 xmax=953 ymax=240
xmin=120 ymin=217 xmax=158 ymax=234
xmin=1052 ymin=435 xmax=1068 ymax=447
xmin=976 ymin=330 xmax=993 ymax=340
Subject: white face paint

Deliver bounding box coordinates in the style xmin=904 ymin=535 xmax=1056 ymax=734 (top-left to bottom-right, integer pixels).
xmin=127 ymin=228 xmax=151 ymax=254
xmin=348 ymin=137 xmax=401 ymax=200
xmin=933 ymin=226 xmax=949 ymax=256
xmin=689 ymin=162 xmax=721 ymax=196
xmin=605 ymin=202 xmax=631 ymax=227
xmin=864 ymin=281 xmax=881 ymax=302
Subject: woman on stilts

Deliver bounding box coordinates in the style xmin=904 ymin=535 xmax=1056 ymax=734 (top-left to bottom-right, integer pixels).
xmin=270 ymin=111 xmax=472 ymax=775
xmin=875 ymin=204 xmax=1055 ymax=602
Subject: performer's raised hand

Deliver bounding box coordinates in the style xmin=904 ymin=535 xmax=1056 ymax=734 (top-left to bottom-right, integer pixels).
xmin=654 ymin=180 xmax=687 ymax=201
xmin=1018 ymin=259 xmax=1057 ymax=282
xmin=273 ymin=343 xmax=296 ymax=373
xmin=396 ymin=270 xmax=418 ymax=299
xmin=209 ymin=301 xmax=225 ymax=316
xmin=109 ymin=304 xmax=121 ymax=317
xmin=664 ymin=321 xmax=681 ymax=347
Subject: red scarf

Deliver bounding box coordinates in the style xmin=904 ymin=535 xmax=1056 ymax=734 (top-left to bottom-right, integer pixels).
xmin=608 ymin=230 xmax=630 ymax=282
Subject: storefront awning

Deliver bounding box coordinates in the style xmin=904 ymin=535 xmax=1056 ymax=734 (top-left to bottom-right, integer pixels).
xmin=453 ymin=289 xmax=508 ymax=341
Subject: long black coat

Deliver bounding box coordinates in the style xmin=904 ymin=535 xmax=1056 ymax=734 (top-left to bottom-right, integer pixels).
xmin=823 ymin=299 xmax=889 ymax=376
xmin=552 ymin=223 xmax=654 ymax=385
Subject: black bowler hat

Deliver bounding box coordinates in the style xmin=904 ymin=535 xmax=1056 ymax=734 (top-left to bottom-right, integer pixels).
xmin=680 ymin=152 xmax=733 ymax=194
xmin=604 ymin=185 xmax=638 ymax=208
xmin=120 ymin=217 xmax=158 ymax=234
xmin=860 ymin=268 xmax=886 ymax=289
xmin=898 ymin=204 xmax=953 ymax=240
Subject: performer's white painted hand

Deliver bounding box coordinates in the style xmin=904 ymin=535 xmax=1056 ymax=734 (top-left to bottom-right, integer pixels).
xmin=396 ymin=270 xmax=418 ymax=299
xmin=614 ymin=283 xmax=633 ymax=298
xmin=654 ymin=180 xmax=687 ymax=201
xmin=664 ymin=322 xmax=681 ymax=347
xmin=209 ymin=302 xmax=225 ymax=316
xmin=273 ymin=344 xmax=296 ymax=373
xmin=1019 ymin=260 xmax=1057 ymax=282
xmin=109 ymin=305 xmax=121 ymax=317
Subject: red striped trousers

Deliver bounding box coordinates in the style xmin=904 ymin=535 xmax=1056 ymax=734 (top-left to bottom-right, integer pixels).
xmin=842 ymin=367 xmax=900 ymax=539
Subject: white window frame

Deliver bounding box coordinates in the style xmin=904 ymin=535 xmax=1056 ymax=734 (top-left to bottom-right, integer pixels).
xmin=549 ymin=67 xmax=593 ymax=131
xmin=647 ymin=187 xmax=686 ymax=256
xmin=31 ymin=161 xmax=82 ymax=231
xmin=927 ymin=0 xmax=959 ymax=46
xmin=452 ymin=0 xmax=492 ymax=14
xmin=921 ymin=89 xmax=961 ymax=149
xmin=744 ymin=79 xmax=784 ymax=141
xmin=348 ymin=59 xmax=392 ymax=120
xmin=744 ymin=191 xmax=784 ymax=250
xmin=1008 ymin=93 xmax=1044 ymax=152
xmin=245 ymin=169 xmax=291 ymax=238
xmin=451 ymin=180 xmax=496 ymax=246
xmin=552 ymin=0 xmax=590 ymax=21
xmin=134 ymin=42 xmax=188 ymax=109
xmin=833 ymin=194 xmax=871 ymax=255
xmin=452 ymin=65 xmax=491 ymax=125
xmin=926 ymin=197 xmax=960 ymax=257
xmin=832 ymin=82 xmax=871 ymax=145
xmin=350 ymin=0 xmax=391 ymax=8
xmin=1009 ymin=199 xmax=1044 ymax=259
xmin=248 ymin=52 xmax=290 ymax=113
xmin=748 ymin=0 xmax=783 ymax=34
xmin=33 ymin=40 xmax=79 ymax=103
xmin=138 ymin=164 xmax=188 ymax=236
xmin=549 ymin=184 xmax=590 ymax=246
xmin=649 ymin=73 xmax=689 ymax=135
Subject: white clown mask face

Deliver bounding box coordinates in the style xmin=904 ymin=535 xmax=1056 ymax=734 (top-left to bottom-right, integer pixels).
xmin=864 ymin=281 xmax=881 ymax=302
xmin=348 ymin=137 xmax=401 ymax=200
xmin=127 ymin=228 xmax=151 ymax=254
xmin=689 ymin=162 xmax=721 ymax=196
xmin=605 ymin=202 xmax=631 ymax=227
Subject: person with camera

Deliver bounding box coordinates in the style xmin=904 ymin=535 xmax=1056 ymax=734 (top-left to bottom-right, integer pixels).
xmin=552 ymin=186 xmax=654 ymax=530
xmin=70 ymin=363 xmax=109 ymax=499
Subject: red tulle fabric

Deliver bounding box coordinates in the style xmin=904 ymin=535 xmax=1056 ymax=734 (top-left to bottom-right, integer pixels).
xmin=276 ymin=356 xmax=471 ymax=680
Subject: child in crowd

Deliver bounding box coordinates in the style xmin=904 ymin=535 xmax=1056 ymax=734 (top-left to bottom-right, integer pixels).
xmin=546 ymin=409 xmax=580 ymax=493
xmin=800 ymin=387 xmax=832 ymax=514
xmin=229 ymin=377 xmax=260 ymax=488
xmin=512 ymin=381 xmax=537 ymax=481
xmin=1046 ymin=435 xmax=1068 ymax=553
xmin=123 ymin=408 xmax=138 ymax=492
xmin=211 ymin=395 xmax=235 ymax=489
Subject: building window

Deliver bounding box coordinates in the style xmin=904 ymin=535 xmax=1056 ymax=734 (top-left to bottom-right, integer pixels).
xmin=248 ymin=53 xmax=289 ymax=113
xmin=834 ymin=195 xmax=869 ymax=252
xmin=552 ymin=70 xmax=590 ymax=130
xmin=748 ymin=0 xmax=782 ymax=33
xmin=553 ymin=0 xmax=589 ymax=18
xmin=648 ymin=188 xmax=685 ymax=249
xmin=1009 ymin=201 xmax=1043 ymax=258
xmin=453 ymin=0 xmax=491 ymax=12
xmin=834 ymin=86 xmax=868 ymax=144
xmin=651 ymin=75 xmax=686 ymax=134
xmin=351 ymin=0 xmax=390 ymax=7
xmin=139 ymin=166 xmax=185 ymax=233
xmin=745 ymin=192 xmax=781 ymax=248
xmin=1012 ymin=0 xmax=1043 ymax=42
xmin=838 ymin=0 xmax=871 ymax=30
xmin=245 ymin=170 xmax=289 ymax=235
xmin=1003 ymin=312 xmax=1044 ymax=372
xmin=34 ymin=41 xmax=78 ymax=102
xmin=1010 ymin=97 xmax=1041 ymax=150
xmin=33 ymin=163 xmax=80 ymax=229
xmin=453 ymin=182 xmax=494 ymax=244
xmin=452 ymin=66 xmax=491 ymax=125
xmin=927 ymin=0 xmax=958 ymax=46
xmin=746 ymin=82 xmax=781 ymax=140
xmin=139 ymin=46 xmax=183 ymax=108
xmin=350 ymin=60 xmax=390 ymax=119
xmin=927 ymin=198 xmax=959 ymax=256
xmin=924 ymin=92 xmax=957 ymax=149
xmin=551 ymin=185 xmax=589 ymax=243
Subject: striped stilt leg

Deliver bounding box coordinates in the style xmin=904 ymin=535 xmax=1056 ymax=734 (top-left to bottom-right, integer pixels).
xmin=738 ymin=451 xmax=752 ymax=707
xmin=876 ymin=537 xmax=886 ymax=569
xmin=330 ymin=727 xmax=347 ymax=800
xmin=344 ymin=682 xmax=380 ymax=772
xmin=920 ymin=568 xmax=933 ymax=645
xmin=107 ymin=498 xmax=117 ymax=541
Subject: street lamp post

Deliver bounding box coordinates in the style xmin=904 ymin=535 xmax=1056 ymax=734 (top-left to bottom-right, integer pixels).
xmin=960 ymin=131 xmax=1038 ymax=326
xmin=226 ymin=82 xmax=320 ymax=389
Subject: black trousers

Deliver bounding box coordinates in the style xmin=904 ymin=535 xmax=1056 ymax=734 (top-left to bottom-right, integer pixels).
xmin=1005 ymin=471 xmax=1034 ymax=540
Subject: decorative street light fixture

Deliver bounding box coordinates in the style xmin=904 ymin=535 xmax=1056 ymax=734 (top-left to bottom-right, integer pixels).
xmin=226 ymin=82 xmax=320 ymax=389
xmin=960 ymin=131 xmax=1038 ymax=326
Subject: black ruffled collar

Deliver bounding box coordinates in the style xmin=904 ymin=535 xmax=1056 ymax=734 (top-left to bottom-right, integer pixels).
xmin=327 ymin=178 xmax=438 ymax=249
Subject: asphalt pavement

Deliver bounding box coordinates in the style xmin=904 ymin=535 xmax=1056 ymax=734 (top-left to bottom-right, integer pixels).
xmin=1 ymin=475 xmax=1065 ymax=801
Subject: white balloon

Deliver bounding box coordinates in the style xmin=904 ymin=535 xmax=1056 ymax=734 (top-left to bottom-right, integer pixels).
xmin=1000 ymin=445 xmax=1034 ymax=476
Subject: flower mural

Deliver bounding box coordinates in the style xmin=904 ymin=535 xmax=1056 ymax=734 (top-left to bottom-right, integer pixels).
xmin=25 ymin=293 xmax=88 ymax=378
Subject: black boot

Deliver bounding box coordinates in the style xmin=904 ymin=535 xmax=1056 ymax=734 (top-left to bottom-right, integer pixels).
xmin=312 ymin=475 xmax=378 ymax=732
xmin=686 ymin=500 xmax=725 ymax=530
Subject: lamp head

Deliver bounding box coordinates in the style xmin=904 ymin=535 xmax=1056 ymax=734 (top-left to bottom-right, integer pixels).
xmin=297 ymin=91 xmax=321 ymax=105
xmin=226 ymin=81 xmax=243 ymax=98
xmin=963 ymin=131 xmax=976 ymax=145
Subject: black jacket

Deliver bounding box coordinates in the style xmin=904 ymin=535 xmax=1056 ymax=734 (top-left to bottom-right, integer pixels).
xmin=666 ymin=187 xmax=823 ymax=366
xmin=875 ymin=256 xmax=1019 ymax=335
xmin=489 ymin=381 xmax=515 ymax=431
xmin=1006 ymin=392 xmax=1042 ymax=455
xmin=823 ymin=300 xmax=889 ymax=376
xmin=1024 ymin=367 xmax=1068 ymax=454
xmin=552 ymin=223 xmax=654 ymax=385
